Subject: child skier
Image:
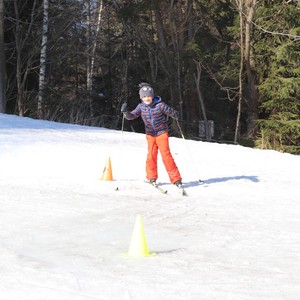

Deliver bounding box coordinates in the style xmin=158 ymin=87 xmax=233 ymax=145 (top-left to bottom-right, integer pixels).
xmin=121 ymin=83 xmax=182 ymax=187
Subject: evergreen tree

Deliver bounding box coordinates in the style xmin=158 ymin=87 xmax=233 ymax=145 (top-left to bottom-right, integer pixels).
xmin=255 ymin=0 xmax=300 ymax=154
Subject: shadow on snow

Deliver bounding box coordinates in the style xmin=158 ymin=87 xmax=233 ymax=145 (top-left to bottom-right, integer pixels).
xmin=177 ymin=175 xmax=259 ymax=188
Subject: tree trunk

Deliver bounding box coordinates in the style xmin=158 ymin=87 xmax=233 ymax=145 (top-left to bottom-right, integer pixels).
xmin=194 ymin=61 xmax=211 ymax=141
xmin=85 ymin=0 xmax=92 ymax=116
xmin=13 ymin=0 xmax=37 ymax=116
xmin=14 ymin=0 xmax=23 ymax=116
xmin=186 ymin=0 xmax=198 ymax=126
xmin=244 ymin=0 xmax=259 ymax=137
xmin=38 ymin=0 xmax=49 ymax=119
xmin=234 ymin=0 xmax=244 ymax=144
xmin=153 ymin=8 xmax=175 ymax=105
xmin=90 ymin=0 xmax=103 ymax=86
xmin=0 ymin=0 xmax=6 ymax=113
xmin=168 ymin=1 xmax=183 ymax=118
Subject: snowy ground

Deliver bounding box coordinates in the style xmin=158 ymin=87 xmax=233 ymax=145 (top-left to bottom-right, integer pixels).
xmin=0 ymin=113 xmax=300 ymax=300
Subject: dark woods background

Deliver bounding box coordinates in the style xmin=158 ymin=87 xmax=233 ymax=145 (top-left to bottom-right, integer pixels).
xmin=0 ymin=0 xmax=299 ymax=154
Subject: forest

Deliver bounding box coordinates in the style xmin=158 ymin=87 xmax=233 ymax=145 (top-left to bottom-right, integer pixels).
xmin=0 ymin=0 xmax=299 ymax=154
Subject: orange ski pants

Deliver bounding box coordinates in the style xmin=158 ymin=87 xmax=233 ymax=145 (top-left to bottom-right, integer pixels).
xmin=146 ymin=132 xmax=182 ymax=184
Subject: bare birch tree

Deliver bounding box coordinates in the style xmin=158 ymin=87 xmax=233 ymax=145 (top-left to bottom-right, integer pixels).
xmin=85 ymin=0 xmax=103 ymax=118
xmin=37 ymin=0 xmax=49 ymax=119
xmin=85 ymin=0 xmax=92 ymax=114
xmin=90 ymin=0 xmax=103 ymax=86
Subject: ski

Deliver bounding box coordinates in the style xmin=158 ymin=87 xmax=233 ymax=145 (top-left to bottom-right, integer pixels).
xmin=175 ymin=184 xmax=188 ymax=196
xmin=145 ymin=181 xmax=168 ymax=194
xmin=145 ymin=180 xmax=188 ymax=196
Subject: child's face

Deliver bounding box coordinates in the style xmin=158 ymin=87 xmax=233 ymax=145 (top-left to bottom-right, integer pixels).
xmin=142 ymin=96 xmax=153 ymax=105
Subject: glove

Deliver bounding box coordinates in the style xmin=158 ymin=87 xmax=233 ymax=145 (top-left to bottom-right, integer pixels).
xmin=173 ymin=111 xmax=179 ymax=120
xmin=121 ymin=102 xmax=128 ymax=113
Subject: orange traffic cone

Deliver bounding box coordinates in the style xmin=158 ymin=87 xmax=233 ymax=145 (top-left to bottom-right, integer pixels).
xmin=101 ymin=157 xmax=113 ymax=181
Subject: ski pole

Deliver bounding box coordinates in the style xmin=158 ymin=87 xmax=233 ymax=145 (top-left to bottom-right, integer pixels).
xmin=175 ymin=119 xmax=203 ymax=183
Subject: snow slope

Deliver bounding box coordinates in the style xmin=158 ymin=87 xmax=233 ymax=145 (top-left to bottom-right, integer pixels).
xmin=0 ymin=113 xmax=300 ymax=300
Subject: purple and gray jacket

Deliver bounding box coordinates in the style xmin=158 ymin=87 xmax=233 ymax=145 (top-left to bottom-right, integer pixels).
xmin=124 ymin=96 xmax=178 ymax=137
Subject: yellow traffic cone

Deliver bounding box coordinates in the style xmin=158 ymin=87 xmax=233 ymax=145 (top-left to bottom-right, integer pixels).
xmin=127 ymin=214 xmax=155 ymax=257
xmin=101 ymin=157 xmax=113 ymax=181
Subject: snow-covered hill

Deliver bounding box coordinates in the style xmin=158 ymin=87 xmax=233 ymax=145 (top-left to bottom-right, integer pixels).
xmin=1 ymin=113 xmax=300 ymax=300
